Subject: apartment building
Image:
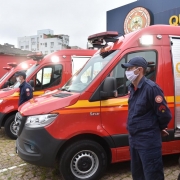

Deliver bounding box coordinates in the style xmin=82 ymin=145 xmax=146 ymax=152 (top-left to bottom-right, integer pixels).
xmin=18 ymin=29 xmax=69 ymax=55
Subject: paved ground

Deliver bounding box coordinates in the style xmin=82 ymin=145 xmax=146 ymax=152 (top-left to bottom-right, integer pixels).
xmin=0 ymin=128 xmax=180 ymax=180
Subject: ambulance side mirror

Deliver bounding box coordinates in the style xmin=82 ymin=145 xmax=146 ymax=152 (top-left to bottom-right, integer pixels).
xmin=100 ymin=77 xmax=118 ymax=99
xmin=29 ymin=80 xmax=35 ymax=89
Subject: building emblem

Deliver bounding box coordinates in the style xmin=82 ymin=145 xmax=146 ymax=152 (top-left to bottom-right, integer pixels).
xmin=124 ymin=7 xmax=151 ymax=34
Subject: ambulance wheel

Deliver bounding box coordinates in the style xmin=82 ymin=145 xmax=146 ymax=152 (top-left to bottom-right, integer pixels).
xmin=4 ymin=114 xmax=17 ymax=140
xmin=59 ymin=140 xmax=107 ymax=180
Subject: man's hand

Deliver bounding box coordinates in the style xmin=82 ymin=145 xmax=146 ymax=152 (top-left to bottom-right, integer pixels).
xmin=161 ymin=128 xmax=169 ymax=137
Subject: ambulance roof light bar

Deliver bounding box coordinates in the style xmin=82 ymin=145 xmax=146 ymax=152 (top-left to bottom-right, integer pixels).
xmin=27 ymin=52 xmax=44 ymax=61
xmin=7 ymin=62 xmax=17 ymax=67
xmin=88 ymin=31 xmax=119 ymax=48
xmin=3 ymin=67 xmax=11 ymax=71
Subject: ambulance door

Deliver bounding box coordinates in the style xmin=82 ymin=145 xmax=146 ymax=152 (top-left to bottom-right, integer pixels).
xmin=29 ymin=64 xmax=63 ymax=95
xmin=170 ymin=36 xmax=180 ymax=137
xmin=100 ymin=49 xmax=159 ymax=161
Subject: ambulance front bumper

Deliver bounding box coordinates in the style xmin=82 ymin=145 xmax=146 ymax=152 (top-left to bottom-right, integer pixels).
xmin=15 ymin=114 xmax=65 ymax=167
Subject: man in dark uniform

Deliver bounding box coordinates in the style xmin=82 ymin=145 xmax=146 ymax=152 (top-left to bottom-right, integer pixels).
xmin=121 ymin=57 xmax=172 ymax=180
xmin=15 ymin=71 xmax=33 ymax=106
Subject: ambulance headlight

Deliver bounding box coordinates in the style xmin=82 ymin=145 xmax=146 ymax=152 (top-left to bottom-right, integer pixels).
xmin=0 ymin=99 xmax=3 ymax=104
xmin=139 ymin=35 xmax=153 ymax=45
xmin=25 ymin=114 xmax=58 ymax=128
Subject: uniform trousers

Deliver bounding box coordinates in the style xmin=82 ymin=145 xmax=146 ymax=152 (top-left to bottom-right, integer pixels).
xmin=130 ymin=146 xmax=164 ymax=180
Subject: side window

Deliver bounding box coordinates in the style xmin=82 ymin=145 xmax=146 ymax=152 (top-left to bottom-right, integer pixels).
xmin=110 ymin=58 xmax=127 ymax=95
xmin=36 ymin=69 xmax=42 ymax=84
xmin=33 ymin=64 xmax=62 ymax=90
xmin=49 ymin=64 xmax=62 ymax=87
xmin=43 ymin=67 xmax=52 ymax=85
xmin=127 ymin=51 xmax=156 ymax=81
xmin=110 ymin=51 xmax=157 ymax=96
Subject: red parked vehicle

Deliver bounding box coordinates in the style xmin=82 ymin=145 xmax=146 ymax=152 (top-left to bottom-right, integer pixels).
xmin=0 ymin=60 xmax=35 ymax=89
xmin=16 ymin=25 xmax=180 ymax=180
xmin=0 ymin=54 xmax=32 ymax=78
xmin=0 ymin=49 xmax=96 ymax=139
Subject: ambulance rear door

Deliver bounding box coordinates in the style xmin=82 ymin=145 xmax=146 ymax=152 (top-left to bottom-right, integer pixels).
xmin=170 ymin=36 xmax=180 ymax=137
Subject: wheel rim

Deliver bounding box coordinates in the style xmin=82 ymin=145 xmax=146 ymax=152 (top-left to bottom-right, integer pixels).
xmin=70 ymin=150 xmax=99 ymax=179
xmin=10 ymin=120 xmax=17 ymax=136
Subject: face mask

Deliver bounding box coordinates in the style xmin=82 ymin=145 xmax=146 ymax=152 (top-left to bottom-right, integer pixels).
xmin=16 ymin=77 xmax=21 ymax=82
xmin=125 ymin=68 xmax=139 ymax=82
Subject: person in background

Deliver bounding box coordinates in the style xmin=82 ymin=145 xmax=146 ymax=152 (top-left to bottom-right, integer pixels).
xmin=15 ymin=71 xmax=33 ymax=106
xmin=121 ymin=57 xmax=172 ymax=180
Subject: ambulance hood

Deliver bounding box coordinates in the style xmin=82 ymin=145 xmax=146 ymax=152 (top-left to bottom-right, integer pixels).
xmin=19 ymin=90 xmax=80 ymax=116
xmin=0 ymin=87 xmax=19 ymax=98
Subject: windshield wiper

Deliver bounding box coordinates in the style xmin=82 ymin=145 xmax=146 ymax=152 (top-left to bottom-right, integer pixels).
xmin=61 ymin=87 xmax=71 ymax=92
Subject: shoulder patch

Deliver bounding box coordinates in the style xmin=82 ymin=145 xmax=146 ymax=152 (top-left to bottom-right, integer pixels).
xmin=155 ymin=95 xmax=163 ymax=103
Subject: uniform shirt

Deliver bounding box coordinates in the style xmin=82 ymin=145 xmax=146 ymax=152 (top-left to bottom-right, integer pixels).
xmin=127 ymin=77 xmax=172 ymax=149
xmin=19 ymin=81 xmax=33 ymax=106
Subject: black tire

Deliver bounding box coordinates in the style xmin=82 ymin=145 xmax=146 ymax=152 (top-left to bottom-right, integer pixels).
xmin=4 ymin=114 xmax=17 ymax=140
xmin=59 ymin=140 xmax=107 ymax=180
xmin=178 ymin=173 xmax=180 ymax=180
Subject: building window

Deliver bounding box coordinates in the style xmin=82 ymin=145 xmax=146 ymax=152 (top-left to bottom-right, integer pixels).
xmin=45 ymin=51 xmax=48 ymax=54
xmin=40 ymin=35 xmax=42 ymax=38
xmin=51 ymin=42 xmax=54 ymax=48
xmin=41 ymin=43 xmax=42 ymax=45
xmin=26 ymin=45 xmax=29 ymax=49
xmin=51 ymin=50 xmax=54 ymax=53
xmin=45 ymin=42 xmax=47 ymax=47
xmin=21 ymin=46 xmax=24 ymax=49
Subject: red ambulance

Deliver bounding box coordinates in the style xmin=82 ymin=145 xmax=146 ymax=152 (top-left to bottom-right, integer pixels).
xmin=16 ymin=25 xmax=180 ymax=180
xmin=0 ymin=60 xmax=35 ymax=89
xmin=0 ymin=49 xmax=96 ymax=139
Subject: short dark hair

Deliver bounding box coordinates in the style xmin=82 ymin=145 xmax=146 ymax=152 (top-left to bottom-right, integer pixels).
xmin=15 ymin=71 xmax=26 ymax=79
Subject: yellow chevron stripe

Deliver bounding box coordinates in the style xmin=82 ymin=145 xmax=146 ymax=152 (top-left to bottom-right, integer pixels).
xmin=66 ymin=100 xmax=100 ymax=108
xmin=166 ymin=96 xmax=180 ymax=103
xmin=66 ymin=96 xmax=177 ymax=109
xmin=10 ymin=91 xmax=45 ymax=97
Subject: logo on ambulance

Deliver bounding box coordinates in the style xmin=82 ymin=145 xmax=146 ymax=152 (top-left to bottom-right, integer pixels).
xmin=176 ymin=62 xmax=180 ymax=73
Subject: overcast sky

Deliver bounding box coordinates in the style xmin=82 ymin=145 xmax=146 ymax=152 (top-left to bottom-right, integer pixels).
xmin=0 ymin=0 xmax=136 ymax=49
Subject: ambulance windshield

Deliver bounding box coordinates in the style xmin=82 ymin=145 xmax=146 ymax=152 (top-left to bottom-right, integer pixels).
xmin=0 ymin=72 xmax=10 ymax=83
xmin=62 ymin=50 xmax=119 ymax=92
xmin=13 ymin=64 xmax=39 ymax=88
